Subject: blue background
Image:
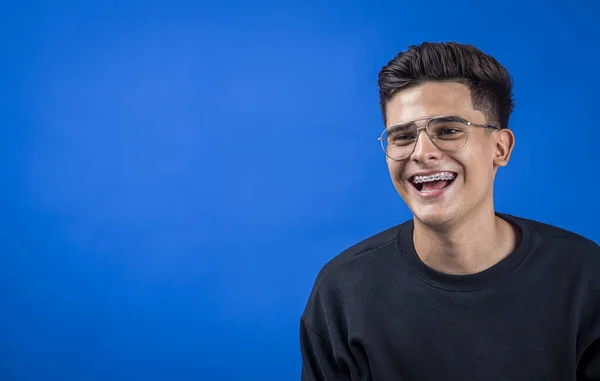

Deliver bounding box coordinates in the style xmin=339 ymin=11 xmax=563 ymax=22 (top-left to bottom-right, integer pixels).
xmin=1 ymin=0 xmax=599 ymax=380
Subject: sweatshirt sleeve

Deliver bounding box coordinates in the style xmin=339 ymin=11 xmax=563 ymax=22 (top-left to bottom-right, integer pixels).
xmin=577 ymin=258 xmax=600 ymax=380
xmin=300 ymin=318 xmax=351 ymax=381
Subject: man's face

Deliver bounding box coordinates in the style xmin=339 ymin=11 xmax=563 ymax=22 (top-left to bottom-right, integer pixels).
xmin=385 ymin=81 xmax=509 ymax=228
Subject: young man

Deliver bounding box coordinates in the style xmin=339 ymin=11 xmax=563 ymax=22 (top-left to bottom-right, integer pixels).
xmin=299 ymin=42 xmax=600 ymax=380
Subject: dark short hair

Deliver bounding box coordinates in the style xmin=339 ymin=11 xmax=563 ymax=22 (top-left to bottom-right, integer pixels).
xmin=378 ymin=42 xmax=514 ymax=129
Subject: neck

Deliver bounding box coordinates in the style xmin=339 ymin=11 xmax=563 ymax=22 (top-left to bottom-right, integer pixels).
xmin=412 ymin=206 xmax=519 ymax=275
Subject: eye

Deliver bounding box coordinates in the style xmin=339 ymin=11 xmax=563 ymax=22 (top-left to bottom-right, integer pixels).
xmin=431 ymin=125 xmax=466 ymax=140
xmin=394 ymin=133 xmax=415 ymax=140
xmin=438 ymin=128 xmax=460 ymax=136
xmin=390 ymin=133 xmax=416 ymax=145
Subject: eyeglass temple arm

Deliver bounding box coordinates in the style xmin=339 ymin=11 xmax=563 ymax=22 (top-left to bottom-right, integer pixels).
xmin=469 ymin=122 xmax=500 ymax=130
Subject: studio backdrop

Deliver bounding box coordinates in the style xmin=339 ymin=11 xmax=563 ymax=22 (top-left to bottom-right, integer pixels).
xmin=1 ymin=1 xmax=598 ymax=380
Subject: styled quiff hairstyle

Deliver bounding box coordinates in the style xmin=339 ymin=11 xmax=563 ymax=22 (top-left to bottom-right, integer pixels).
xmin=378 ymin=42 xmax=515 ymax=129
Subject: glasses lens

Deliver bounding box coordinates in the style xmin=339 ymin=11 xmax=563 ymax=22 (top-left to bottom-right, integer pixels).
xmin=381 ymin=123 xmax=418 ymax=160
xmin=427 ymin=117 xmax=468 ymax=151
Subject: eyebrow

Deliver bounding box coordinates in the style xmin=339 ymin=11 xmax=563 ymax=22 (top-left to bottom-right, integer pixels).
xmin=386 ymin=115 xmax=468 ymax=133
xmin=428 ymin=115 xmax=466 ymax=123
xmin=386 ymin=122 xmax=417 ymax=135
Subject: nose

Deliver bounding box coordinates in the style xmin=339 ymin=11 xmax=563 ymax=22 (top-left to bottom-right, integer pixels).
xmin=410 ymin=127 xmax=442 ymax=163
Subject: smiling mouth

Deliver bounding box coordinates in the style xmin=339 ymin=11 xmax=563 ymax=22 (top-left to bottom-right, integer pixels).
xmin=410 ymin=172 xmax=456 ymax=192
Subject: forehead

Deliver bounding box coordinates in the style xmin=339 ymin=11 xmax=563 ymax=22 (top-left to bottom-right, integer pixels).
xmin=385 ymin=81 xmax=484 ymax=127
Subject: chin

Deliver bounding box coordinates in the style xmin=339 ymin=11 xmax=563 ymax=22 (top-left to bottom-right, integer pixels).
xmin=411 ymin=205 xmax=457 ymax=229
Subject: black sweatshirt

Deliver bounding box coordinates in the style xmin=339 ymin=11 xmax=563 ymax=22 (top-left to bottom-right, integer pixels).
xmin=300 ymin=214 xmax=600 ymax=380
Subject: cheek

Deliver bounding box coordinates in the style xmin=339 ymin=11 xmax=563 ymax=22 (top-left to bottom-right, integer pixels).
xmin=464 ymin=157 xmax=494 ymax=191
xmin=387 ymin=161 xmax=405 ymax=182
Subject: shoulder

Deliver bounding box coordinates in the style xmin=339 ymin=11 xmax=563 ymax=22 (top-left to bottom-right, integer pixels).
xmin=511 ymin=214 xmax=599 ymax=252
xmin=506 ymin=215 xmax=600 ymax=349
xmin=301 ymin=221 xmax=408 ymax=316
xmin=312 ymin=221 xmax=406 ymax=286
xmin=505 ymin=213 xmax=600 ymax=277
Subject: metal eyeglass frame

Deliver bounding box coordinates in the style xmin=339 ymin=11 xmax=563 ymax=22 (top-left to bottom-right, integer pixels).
xmin=378 ymin=115 xmax=500 ymax=161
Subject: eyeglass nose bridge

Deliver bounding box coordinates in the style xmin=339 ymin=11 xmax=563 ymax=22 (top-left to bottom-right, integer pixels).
xmin=408 ymin=125 xmax=439 ymax=156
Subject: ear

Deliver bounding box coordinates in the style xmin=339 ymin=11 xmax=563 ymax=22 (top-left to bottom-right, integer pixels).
xmin=493 ymin=128 xmax=515 ymax=167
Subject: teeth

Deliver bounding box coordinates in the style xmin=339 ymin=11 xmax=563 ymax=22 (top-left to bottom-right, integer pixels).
xmin=412 ymin=173 xmax=455 ymax=184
